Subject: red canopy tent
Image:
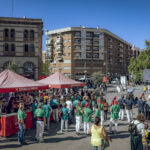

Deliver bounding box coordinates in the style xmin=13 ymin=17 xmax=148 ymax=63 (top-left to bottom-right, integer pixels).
xmin=0 ymin=69 xmax=48 ymax=93
xmin=38 ymin=71 xmax=85 ymax=89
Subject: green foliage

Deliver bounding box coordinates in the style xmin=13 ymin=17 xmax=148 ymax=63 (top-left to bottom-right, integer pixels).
xmin=128 ymin=40 xmax=150 ymax=83
xmin=8 ymin=61 xmax=18 ymax=73
xmin=92 ymin=71 xmax=103 ymax=87
xmin=42 ymin=62 xmax=48 ymax=76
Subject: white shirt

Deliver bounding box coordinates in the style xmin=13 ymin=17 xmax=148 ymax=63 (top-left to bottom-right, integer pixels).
xmin=66 ymin=100 xmax=72 ymax=111
xmin=132 ymin=120 xmax=145 ymax=137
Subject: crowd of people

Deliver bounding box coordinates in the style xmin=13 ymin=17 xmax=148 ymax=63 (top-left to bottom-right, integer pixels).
xmin=1 ymin=87 xmax=150 ymax=150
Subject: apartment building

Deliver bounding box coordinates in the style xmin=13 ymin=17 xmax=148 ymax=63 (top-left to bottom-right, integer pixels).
xmin=131 ymin=45 xmax=141 ymax=59
xmin=0 ymin=17 xmax=43 ymax=80
xmin=45 ymin=27 xmax=132 ymax=79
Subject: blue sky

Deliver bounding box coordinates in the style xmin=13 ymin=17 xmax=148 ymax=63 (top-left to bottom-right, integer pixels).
xmin=0 ymin=0 xmax=150 ymax=51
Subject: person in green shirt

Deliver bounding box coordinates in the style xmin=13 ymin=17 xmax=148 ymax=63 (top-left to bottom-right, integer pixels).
xmin=43 ymin=100 xmax=52 ymax=130
xmin=75 ymin=102 xmax=83 ymax=135
xmin=81 ymin=97 xmax=87 ymax=108
xmin=60 ymin=103 xmax=69 ymax=132
xmin=18 ymin=102 xmax=26 ymax=145
xmin=97 ymin=101 xmax=104 ymax=126
xmin=94 ymin=104 xmax=101 ymax=117
xmin=34 ymin=103 xmax=46 ymax=142
xmin=109 ymin=101 xmax=120 ymax=134
xmin=83 ymin=102 xmax=93 ymax=135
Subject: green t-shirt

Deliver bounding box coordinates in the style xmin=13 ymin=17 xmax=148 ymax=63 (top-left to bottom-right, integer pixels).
xmin=94 ymin=109 xmax=101 ymax=117
xmin=43 ymin=104 xmax=52 ymax=118
xmin=110 ymin=105 xmax=120 ymax=119
xmin=71 ymin=96 xmax=75 ymax=102
xmin=98 ymin=103 xmax=104 ymax=111
xmin=18 ymin=109 xmax=26 ymax=121
xmin=73 ymin=100 xmax=79 ymax=108
xmin=61 ymin=107 xmax=69 ymax=120
xmin=34 ymin=108 xmax=45 ymax=118
xmin=32 ymin=103 xmax=38 ymax=114
xmin=76 ymin=107 xmax=82 ymax=116
xmin=82 ymin=100 xmax=87 ymax=107
xmin=83 ymin=108 xmax=92 ymax=122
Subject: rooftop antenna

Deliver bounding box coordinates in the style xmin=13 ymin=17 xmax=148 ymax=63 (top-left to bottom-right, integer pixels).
xmin=11 ymin=0 xmax=14 ymax=17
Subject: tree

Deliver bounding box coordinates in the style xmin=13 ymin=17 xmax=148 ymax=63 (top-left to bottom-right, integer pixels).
xmin=42 ymin=61 xmax=49 ymax=76
xmin=128 ymin=40 xmax=150 ymax=83
xmin=92 ymin=71 xmax=103 ymax=87
xmin=8 ymin=61 xmax=18 ymax=73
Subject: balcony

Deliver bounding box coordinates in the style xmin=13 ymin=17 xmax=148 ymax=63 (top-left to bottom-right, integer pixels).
xmin=46 ymin=39 xmax=53 ymax=46
xmin=56 ymin=45 xmax=62 ymax=51
xmin=57 ymin=56 xmax=63 ymax=61
xmin=93 ymin=42 xmax=99 ymax=46
xmin=55 ymin=37 xmax=62 ymax=45
xmin=47 ymin=46 xmax=52 ymax=51
xmin=74 ymin=34 xmax=81 ymax=38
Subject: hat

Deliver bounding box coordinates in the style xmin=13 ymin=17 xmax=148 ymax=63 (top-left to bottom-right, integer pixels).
xmin=85 ymin=102 xmax=89 ymax=108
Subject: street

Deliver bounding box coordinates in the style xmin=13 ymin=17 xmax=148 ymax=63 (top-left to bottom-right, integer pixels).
xmin=0 ymin=85 xmax=148 ymax=150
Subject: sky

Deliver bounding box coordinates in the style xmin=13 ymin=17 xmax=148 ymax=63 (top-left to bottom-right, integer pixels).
xmin=0 ymin=0 xmax=150 ymax=51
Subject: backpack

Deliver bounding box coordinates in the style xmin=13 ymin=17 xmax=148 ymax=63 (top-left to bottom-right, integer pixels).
xmin=128 ymin=121 xmax=140 ymax=136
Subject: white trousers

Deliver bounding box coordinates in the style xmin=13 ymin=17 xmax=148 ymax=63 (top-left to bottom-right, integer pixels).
xmin=126 ymin=109 xmax=133 ymax=122
xmin=76 ymin=116 xmax=82 ymax=133
xmin=36 ymin=121 xmax=44 ymax=140
xmin=84 ymin=122 xmax=90 ymax=134
xmin=109 ymin=118 xmax=118 ymax=132
xmin=100 ymin=110 xmax=104 ymax=126
xmin=61 ymin=119 xmax=68 ymax=131
xmin=119 ymin=109 xmax=124 ymax=120
xmin=53 ymin=109 xmax=59 ymax=122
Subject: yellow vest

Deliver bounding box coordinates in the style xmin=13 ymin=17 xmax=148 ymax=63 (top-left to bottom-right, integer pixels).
xmin=91 ymin=125 xmax=103 ymax=146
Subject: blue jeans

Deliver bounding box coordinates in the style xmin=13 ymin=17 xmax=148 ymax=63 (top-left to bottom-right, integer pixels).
xmin=92 ymin=145 xmax=101 ymax=150
xmin=68 ymin=111 xmax=72 ymax=124
xmin=18 ymin=123 xmax=25 ymax=144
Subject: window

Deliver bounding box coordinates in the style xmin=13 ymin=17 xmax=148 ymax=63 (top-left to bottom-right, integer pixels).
xmin=24 ymin=30 xmax=28 ymax=40
xmin=4 ymin=43 xmax=9 ymax=51
xmin=30 ymin=30 xmax=34 ymax=40
xmin=68 ymin=39 xmax=71 ymax=42
xmin=75 ymin=32 xmax=81 ymax=37
xmin=68 ymin=46 xmax=71 ymax=49
xmin=86 ymin=32 xmax=92 ymax=37
xmin=86 ymin=53 xmax=92 ymax=58
xmin=64 ymin=40 xmax=66 ymax=43
xmin=24 ymin=62 xmax=34 ymax=79
xmin=86 ymin=46 xmax=91 ymax=51
xmin=75 ymin=46 xmax=80 ymax=50
xmin=4 ymin=29 xmax=9 ymax=38
xmin=86 ymin=40 xmax=92 ymax=45
xmin=108 ymin=45 xmax=112 ymax=48
xmin=93 ymin=53 xmax=99 ymax=58
xmin=24 ymin=44 xmax=28 ymax=52
xmin=75 ymin=39 xmax=81 ymax=44
xmin=108 ymin=38 xmax=112 ymax=42
xmin=93 ymin=41 xmax=99 ymax=45
xmin=64 ymin=60 xmax=71 ymax=63
xmin=64 ymin=67 xmax=71 ymax=70
xmin=30 ymin=44 xmax=35 ymax=53
xmin=93 ymin=47 xmax=99 ymax=51
xmin=68 ymin=53 xmax=71 ymax=56
xmin=10 ymin=29 xmax=15 ymax=40
xmin=11 ymin=44 xmax=15 ymax=52
xmin=93 ymin=33 xmax=99 ymax=38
